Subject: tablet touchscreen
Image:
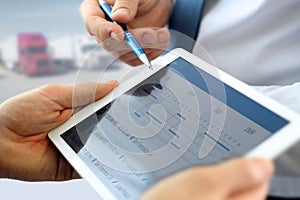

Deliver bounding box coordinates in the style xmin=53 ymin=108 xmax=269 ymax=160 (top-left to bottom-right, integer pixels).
xmin=60 ymin=57 xmax=289 ymax=200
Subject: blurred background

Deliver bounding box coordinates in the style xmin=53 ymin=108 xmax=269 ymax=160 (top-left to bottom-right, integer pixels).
xmin=0 ymin=0 xmax=125 ymax=103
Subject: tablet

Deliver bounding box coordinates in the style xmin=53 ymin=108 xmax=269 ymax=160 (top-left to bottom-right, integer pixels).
xmin=49 ymin=48 xmax=300 ymax=200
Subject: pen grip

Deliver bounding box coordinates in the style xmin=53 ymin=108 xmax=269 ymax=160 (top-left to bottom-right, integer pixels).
xmin=124 ymin=31 xmax=145 ymax=57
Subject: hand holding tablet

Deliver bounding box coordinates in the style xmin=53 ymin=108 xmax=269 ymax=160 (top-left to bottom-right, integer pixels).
xmin=49 ymin=48 xmax=300 ymax=199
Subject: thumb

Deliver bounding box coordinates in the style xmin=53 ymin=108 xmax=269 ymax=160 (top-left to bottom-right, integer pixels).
xmin=212 ymin=158 xmax=274 ymax=195
xmin=111 ymin=0 xmax=139 ymax=23
xmin=61 ymin=80 xmax=118 ymax=108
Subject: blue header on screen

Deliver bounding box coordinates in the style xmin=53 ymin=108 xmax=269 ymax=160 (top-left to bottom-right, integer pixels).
xmin=169 ymin=58 xmax=289 ymax=133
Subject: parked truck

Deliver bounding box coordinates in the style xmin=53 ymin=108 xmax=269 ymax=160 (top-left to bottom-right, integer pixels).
xmin=17 ymin=33 xmax=55 ymax=75
xmin=49 ymin=35 xmax=119 ymax=71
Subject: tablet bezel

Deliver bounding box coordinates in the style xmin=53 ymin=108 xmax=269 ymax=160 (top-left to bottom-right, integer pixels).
xmin=49 ymin=48 xmax=300 ymax=199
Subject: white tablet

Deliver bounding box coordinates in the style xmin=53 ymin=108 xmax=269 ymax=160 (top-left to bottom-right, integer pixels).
xmin=49 ymin=48 xmax=300 ymax=200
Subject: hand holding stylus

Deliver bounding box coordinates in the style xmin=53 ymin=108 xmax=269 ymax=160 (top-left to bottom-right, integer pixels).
xmin=80 ymin=0 xmax=173 ymax=66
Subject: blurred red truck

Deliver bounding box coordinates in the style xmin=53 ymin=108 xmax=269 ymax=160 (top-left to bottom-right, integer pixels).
xmin=18 ymin=33 xmax=54 ymax=75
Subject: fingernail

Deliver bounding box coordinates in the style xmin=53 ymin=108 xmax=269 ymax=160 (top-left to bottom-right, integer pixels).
xmin=142 ymin=33 xmax=155 ymax=44
xmin=110 ymin=32 xmax=120 ymax=41
xmin=158 ymin=32 xmax=169 ymax=43
xmin=112 ymin=8 xmax=129 ymax=17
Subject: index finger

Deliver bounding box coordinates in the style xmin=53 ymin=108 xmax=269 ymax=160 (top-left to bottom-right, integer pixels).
xmin=80 ymin=0 xmax=124 ymax=41
xmin=111 ymin=0 xmax=140 ymax=23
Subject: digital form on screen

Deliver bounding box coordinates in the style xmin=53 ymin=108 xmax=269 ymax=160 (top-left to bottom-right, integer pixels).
xmin=61 ymin=58 xmax=289 ymax=200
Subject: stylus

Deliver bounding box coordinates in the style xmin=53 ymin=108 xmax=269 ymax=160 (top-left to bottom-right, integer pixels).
xmin=98 ymin=0 xmax=153 ymax=70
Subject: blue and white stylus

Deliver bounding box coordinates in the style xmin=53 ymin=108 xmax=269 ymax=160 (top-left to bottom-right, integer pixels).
xmin=98 ymin=0 xmax=152 ymax=69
